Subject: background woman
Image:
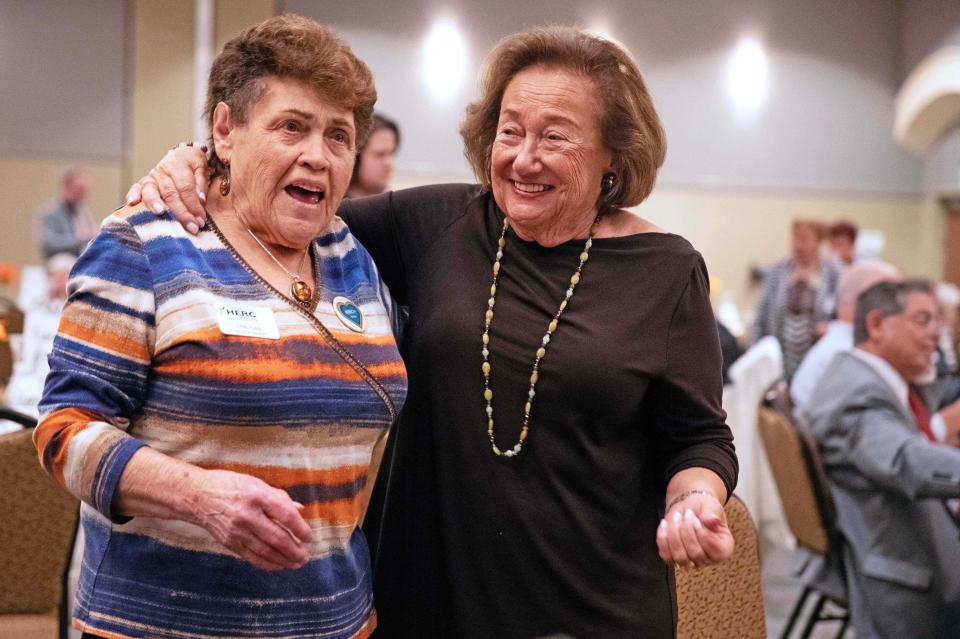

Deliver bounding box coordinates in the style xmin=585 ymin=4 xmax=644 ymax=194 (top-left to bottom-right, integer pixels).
xmin=753 ymin=218 xmax=840 ymax=379
xmin=131 ymin=26 xmax=737 ymax=638
xmin=346 ymin=112 xmax=401 ymax=198
xmin=36 ymin=16 xmax=406 ymax=639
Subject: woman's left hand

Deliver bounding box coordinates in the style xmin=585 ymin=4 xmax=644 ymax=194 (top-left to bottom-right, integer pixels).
xmin=656 ymin=492 xmax=734 ymax=569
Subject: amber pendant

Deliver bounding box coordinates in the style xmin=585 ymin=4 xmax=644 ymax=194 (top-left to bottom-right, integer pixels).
xmin=291 ymin=279 xmax=313 ymax=305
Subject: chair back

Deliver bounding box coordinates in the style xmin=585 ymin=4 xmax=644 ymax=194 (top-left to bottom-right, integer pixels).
xmin=676 ymin=494 xmax=766 ymax=638
xmin=757 ymin=380 xmax=837 ymax=555
xmin=0 ymin=427 xmax=79 ymax=617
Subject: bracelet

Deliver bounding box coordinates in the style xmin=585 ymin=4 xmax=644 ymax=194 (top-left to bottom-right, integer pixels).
xmin=171 ymin=141 xmax=209 ymax=152
xmin=666 ymin=489 xmax=715 ymax=512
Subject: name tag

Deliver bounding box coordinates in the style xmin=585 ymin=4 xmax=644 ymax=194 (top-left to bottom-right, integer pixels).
xmin=216 ymin=303 xmax=280 ymax=340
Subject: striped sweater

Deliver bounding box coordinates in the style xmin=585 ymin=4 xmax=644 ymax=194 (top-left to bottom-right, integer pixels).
xmin=35 ymin=206 xmax=407 ymax=639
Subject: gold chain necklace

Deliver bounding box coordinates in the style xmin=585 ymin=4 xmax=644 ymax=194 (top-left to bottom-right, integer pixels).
xmin=481 ymin=215 xmax=601 ymax=458
xmin=236 ymin=214 xmax=313 ymax=306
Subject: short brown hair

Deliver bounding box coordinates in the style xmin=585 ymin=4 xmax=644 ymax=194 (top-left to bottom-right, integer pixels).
xmin=460 ymin=26 xmax=667 ymax=209
xmin=204 ymin=14 xmax=376 ymax=177
xmin=854 ymin=279 xmax=935 ymax=345
xmin=829 ymin=220 xmax=858 ymax=243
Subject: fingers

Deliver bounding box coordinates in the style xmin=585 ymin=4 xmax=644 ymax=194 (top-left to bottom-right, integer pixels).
xmin=262 ymin=492 xmax=313 ymax=544
xmin=140 ymin=177 xmax=165 ymax=216
xmin=125 ymin=182 xmax=142 ymax=206
xmin=665 ymin=511 xmax=689 ymax=566
xmin=225 ymin=507 xmax=309 ymax=570
xmin=194 ymin=470 xmax=312 ymax=571
xmin=165 ymin=144 xmax=210 ymax=224
xmin=657 ymin=508 xmax=727 ymax=569
xmin=678 ymin=509 xmax=708 ymax=567
xmin=126 ymin=143 xmax=210 ymax=235
xmin=696 ymin=522 xmax=735 ymax=563
xmin=235 ymin=536 xmax=292 ymax=572
xmin=162 ymin=147 xmax=207 ymax=224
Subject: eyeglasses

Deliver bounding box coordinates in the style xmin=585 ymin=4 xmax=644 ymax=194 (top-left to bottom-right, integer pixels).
xmin=900 ymin=311 xmax=943 ymax=330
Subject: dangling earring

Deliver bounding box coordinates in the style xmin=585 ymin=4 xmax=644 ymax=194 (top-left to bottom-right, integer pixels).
xmin=601 ymin=172 xmax=616 ymax=193
xmin=219 ymin=162 xmax=231 ymax=196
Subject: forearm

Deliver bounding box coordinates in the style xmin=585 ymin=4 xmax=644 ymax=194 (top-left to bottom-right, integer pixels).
xmin=114 ymin=446 xmax=207 ymax=523
xmin=665 ymin=467 xmax=728 ymax=513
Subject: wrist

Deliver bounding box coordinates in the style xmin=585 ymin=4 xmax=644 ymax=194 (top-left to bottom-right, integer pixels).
xmin=666 ymin=489 xmax=716 ymax=513
xmin=170 ymin=464 xmax=212 ymax=526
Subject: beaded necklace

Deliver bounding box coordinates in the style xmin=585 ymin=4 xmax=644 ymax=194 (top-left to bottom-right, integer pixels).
xmin=481 ymin=215 xmax=601 ymax=458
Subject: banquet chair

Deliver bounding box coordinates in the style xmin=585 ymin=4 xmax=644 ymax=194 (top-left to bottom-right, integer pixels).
xmin=0 ymin=419 xmax=80 ymax=639
xmin=676 ymin=494 xmax=766 ymax=639
xmin=757 ymin=381 xmax=849 ymax=639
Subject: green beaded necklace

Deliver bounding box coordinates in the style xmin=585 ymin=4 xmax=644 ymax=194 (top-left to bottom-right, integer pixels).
xmin=481 ymin=214 xmax=601 ymax=458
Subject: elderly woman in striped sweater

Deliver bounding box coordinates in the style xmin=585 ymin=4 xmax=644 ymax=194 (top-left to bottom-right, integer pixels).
xmin=34 ymin=16 xmax=405 ymax=639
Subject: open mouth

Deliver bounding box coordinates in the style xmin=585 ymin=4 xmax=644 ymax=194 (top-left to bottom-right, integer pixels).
xmin=513 ymin=181 xmax=553 ymax=194
xmin=285 ymin=183 xmax=325 ymax=205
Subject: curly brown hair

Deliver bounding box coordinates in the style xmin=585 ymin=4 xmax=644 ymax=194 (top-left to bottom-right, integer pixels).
xmin=460 ymin=26 xmax=666 ymax=209
xmin=204 ymin=14 xmax=377 ymax=177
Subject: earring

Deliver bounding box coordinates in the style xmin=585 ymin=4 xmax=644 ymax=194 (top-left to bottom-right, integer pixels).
xmin=601 ymin=172 xmax=616 ymax=193
xmin=219 ymin=162 xmax=231 ymax=196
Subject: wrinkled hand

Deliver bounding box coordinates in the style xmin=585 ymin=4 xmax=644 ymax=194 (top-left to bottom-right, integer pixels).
xmin=190 ymin=469 xmax=313 ymax=571
xmin=126 ymin=143 xmax=210 ymax=234
xmin=656 ymin=493 xmax=734 ymax=569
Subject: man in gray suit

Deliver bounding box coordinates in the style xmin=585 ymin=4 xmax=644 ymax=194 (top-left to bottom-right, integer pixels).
xmin=808 ymin=279 xmax=960 ymax=639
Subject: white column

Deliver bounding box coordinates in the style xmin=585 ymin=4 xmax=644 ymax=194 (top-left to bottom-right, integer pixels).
xmin=193 ymin=0 xmax=215 ymax=143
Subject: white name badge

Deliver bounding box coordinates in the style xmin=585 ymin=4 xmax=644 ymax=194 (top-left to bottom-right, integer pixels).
xmin=215 ymin=303 xmax=280 ymax=340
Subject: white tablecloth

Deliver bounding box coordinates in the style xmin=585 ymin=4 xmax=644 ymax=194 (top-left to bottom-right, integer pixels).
xmin=722 ymin=336 xmax=792 ymax=549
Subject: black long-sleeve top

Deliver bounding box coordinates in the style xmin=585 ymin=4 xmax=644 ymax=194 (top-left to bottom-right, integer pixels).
xmin=341 ymin=184 xmax=737 ymax=638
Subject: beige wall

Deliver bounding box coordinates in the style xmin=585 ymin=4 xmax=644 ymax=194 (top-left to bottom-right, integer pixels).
xmin=215 ymin=0 xmax=276 ymax=52
xmin=129 ymin=0 xmax=196 ymax=186
xmin=639 ymin=188 xmax=936 ymax=312
xmin=0 ymin=158 xmax=124 ymax=267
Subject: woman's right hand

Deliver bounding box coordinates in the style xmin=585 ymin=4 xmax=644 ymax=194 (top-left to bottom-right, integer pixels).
xmin=189 ymin=468 xmax=314 ymax=572
xmin=125 ymin=143 xmax=210 ymax=234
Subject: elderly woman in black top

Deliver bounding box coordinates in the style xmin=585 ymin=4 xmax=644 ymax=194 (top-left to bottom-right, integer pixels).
xmin=130 ymin=25 xmax=737 ymax=639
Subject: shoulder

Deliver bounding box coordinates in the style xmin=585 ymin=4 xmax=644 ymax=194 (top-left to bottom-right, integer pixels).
xmin=317 ymin=218 xmax=380 ymax=279
xmin=38 ymin=198 xmax=63 ymax=216
xmin=603 ymin=209 xmax=667 ymax=236
xmin=387 ymin=182 xmax=488 ymax=216
xmin=813 ymin=352 xmax=894 ymax=411
xmin=340 ymin=183 xmax=485 ymax=216
xmin=104 ymin=204 xmax=200 ymax=245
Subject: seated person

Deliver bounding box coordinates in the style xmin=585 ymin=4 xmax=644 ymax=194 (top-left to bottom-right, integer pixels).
xmin=794 ymin=262 xmax=960 ymax=445
xmin=791 ymin=260 xmax=900 ymax=412
xmin=807 ymin=279 xmax=960 ymax=639
xmin=4 ymin=253 xmax=75 ymax=417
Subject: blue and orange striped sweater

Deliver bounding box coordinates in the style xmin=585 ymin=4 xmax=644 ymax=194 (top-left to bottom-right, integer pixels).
xmin=35 ymin=206 xmax=407 ymax=639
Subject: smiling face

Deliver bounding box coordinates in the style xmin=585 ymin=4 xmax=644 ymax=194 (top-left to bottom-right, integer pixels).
xmin=490 ymin=65 xmax=613 ymax=246
xmin=212 ymin=76 xmax=356 ymax=248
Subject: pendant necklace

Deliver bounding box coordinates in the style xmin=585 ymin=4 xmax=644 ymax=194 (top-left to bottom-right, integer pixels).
xmin=237 ymin=214 xmax=314 ymax=306
xmin=481 ymin=215 xmax=601 ymax=458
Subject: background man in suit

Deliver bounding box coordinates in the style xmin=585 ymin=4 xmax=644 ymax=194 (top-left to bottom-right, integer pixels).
xmin=807 ymin=279 xmax=960 ymax=639
xmin=37 ymin=168 xmax=96 ymax=260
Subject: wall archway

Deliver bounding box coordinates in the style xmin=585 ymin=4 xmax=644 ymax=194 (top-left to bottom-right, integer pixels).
xmin=895 ymin=46 xmax=960 ymax=154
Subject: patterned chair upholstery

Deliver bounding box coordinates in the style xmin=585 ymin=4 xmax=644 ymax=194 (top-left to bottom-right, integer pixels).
xmin=676 ymin=494 xmax=766 ymax=638
xmin=0 ymin=425 xmax=79 ymax=639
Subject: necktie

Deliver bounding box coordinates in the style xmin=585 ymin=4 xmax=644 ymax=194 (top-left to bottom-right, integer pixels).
xmin=908 ymin=387 xmax=937 ymax=443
